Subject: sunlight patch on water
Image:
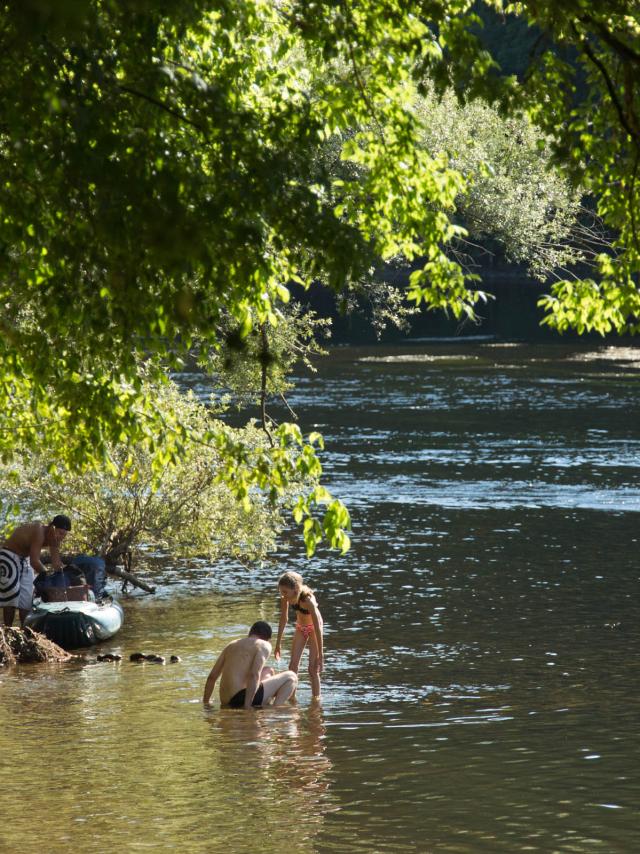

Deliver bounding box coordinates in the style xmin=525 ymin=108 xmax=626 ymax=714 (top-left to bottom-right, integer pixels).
xmin=359 ymin=354 xmax=480 ymax=363
xmin=329 ymin=476 xmax=640 ymax=512
xmin=567 ymin=346 xmax=640 ymax=366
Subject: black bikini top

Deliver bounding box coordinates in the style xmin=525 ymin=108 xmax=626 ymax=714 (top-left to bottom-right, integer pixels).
xmin=291 ymin=597 xmax=310 ymax=615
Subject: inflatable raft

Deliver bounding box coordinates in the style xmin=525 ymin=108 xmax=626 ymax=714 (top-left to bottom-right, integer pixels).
xmin=25 ymin=598 xmax=124 ymax=649
xmin=25 ymin=555 xmax=124 ymax=649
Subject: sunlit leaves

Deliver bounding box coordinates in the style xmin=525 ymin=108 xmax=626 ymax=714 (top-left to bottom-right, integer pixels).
xmin=539 ymin=257 xmax=640 ymax=335
xmin=2 ymin=0 xmax=639 ymax=569
xmin=210 ymin=419 xmax=350 ymax=557
xmin=0 ymin=1 xmax=490 ymax=507
xmin=0 ymin=378 xmax=350 ymax=563
xmin=494 ymin=0 xmax=640 ymax=332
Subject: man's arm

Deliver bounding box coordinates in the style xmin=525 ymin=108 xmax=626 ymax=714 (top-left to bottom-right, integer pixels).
xmin=28 ymin=526 xmax=47 ymax=573
xmin=203 ymin=648 xmax=227 ymax=705
xmin=48 ymin=541 xmax=64 ymax=571
xmin=244 ymin=642 xmax=270 ymax=710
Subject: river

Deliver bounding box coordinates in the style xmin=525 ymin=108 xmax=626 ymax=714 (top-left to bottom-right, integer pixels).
xmin=2 ymin=341 xmax=639 ymax=853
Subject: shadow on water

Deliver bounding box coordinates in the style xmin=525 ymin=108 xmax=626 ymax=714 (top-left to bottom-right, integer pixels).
xmin=2 ymin=342 xmax=640 ymax=852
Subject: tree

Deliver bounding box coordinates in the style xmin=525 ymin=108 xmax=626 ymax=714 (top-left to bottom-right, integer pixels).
xmin=0 ymin=377 xmax=350 ymax=564
xmin=291 ymin=0 xmax=640 ymax=332
xmin=512 ymin=0 xmax=640 ymax=334
xmin=1 ymin=1 xmax=365 ymax=555
xmin=1 ymin=1 xmax=638 ymax=558
xmin=404 ymin=0 xmax=640 ymax=332
xmin=0 ymin=2 xmax=479 ymax=466
xmin=414 ymin=86 xmax=606 ymax=281
xmin=301 ymin=80 xmax=605 ymax=337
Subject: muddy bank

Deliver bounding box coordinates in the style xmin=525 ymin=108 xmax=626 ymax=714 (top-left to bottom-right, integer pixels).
xmin=0 ymin=626 xmax=73 ymax=665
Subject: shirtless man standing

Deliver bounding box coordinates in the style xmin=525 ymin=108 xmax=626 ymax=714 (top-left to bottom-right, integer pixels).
xmin=203 ymin=621 xmax=298 ymax=709
xmin=0 ymin=515 xmax=72 ymax=627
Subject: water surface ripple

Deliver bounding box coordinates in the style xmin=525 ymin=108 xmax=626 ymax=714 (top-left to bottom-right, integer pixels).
xmin=2 ymin=343 xmax=639 ymax=853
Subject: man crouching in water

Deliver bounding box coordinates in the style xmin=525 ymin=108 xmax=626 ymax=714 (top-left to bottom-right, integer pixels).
xmin=203 ymin=621 xmax=298 ymax=709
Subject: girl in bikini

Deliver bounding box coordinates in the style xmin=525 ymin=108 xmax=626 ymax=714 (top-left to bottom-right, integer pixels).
xmin=274 ymin=571 xmax=324 ymax=700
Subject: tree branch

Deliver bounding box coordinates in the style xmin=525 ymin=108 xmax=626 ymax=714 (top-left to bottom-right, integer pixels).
xmin=339 ymin=0 xmax=386 ymax=141
xmin=280 ymin=393 xmax=297 ymax=421
xmin=116 ymin=84 xmax=206 ymax=135
xmin=573 ymin=26 xmax=640 ymax=148
xmin=580 ymin=15 xmax=640 ymax=67
xmin=259 ymin=323 xmax=274 ymax=447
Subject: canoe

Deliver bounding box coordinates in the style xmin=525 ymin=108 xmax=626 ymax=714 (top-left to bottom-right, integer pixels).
xmin=25 ymin=598 xmax=124 ymax=649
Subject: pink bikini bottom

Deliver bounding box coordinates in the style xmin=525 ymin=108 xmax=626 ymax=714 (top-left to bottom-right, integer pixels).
xmin=296 ymin=623 xmax=314 ymax=640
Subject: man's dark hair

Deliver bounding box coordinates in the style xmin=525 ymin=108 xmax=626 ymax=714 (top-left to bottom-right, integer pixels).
xmin=50 ymin=514 xmax=72 ymax=531
xmin=249 ymin=620 xmax=272 ymax=641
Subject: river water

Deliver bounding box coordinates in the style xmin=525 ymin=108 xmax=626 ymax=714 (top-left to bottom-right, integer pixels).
xmin=2 ymin=342 xmax=640 ymax=853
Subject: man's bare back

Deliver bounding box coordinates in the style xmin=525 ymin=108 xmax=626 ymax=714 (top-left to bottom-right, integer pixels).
xmin=219 ymin=635 xmax=271 ymax=704
xmin=3 ymin=522 xmax=46 ymax=558
xmin=203 ymin=621 xmax=298 ymax=709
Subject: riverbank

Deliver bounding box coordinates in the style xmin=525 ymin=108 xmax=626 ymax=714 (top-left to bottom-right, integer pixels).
xmin=0 ymin=626 xmax=72 ymax=665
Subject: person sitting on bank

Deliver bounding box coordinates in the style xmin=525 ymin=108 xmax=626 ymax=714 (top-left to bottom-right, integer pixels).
xmin=203 ymin=621 xmax=298 ymax=709
xmin=0 ymin=515 xmax=72 ymax=627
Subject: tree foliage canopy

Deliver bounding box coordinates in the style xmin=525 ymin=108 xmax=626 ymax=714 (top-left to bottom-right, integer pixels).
xmin=498 ymin=1 xmax=640 ymax=333
xmin=0 ymin=0 xmax=638 ymax=557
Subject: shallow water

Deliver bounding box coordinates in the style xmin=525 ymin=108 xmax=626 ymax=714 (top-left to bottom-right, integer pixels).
xmin=2 ymin=342 xmax=640 ymax=853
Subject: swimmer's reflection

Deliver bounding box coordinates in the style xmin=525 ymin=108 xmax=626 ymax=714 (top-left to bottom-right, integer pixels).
xmin=205 ymin=701 xmax=333 ymax=833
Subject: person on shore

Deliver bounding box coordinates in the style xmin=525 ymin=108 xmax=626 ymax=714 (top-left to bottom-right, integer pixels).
xmin=203 ymin=621 xmax=298 ymax=709
xmin=274 ymin=571 xmax=324 ymax=700
xmin=0 ymin=515 xmax=72 ymax=627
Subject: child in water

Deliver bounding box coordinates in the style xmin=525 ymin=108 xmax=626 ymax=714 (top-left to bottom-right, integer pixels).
xmin=274 ymin=571 xmax=324 ymax=699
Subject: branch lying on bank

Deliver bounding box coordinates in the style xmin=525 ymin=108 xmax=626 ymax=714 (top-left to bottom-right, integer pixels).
xmin=106 ymin=565 xmax=157 ymax=595
xmin=0 ymin=626 xmax=73 ymax=665
xmin=46 ymin=554 xmax=158 ymax=595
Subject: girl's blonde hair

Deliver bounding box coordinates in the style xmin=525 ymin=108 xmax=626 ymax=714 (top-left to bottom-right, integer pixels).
xmin=278 ymin=571 xmax=313 ymax=602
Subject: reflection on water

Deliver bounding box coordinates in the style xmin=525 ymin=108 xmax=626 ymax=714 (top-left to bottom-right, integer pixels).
xmin=203 ymin=703 xmax=335 ymax=847
xmin=2 ymin=342 xmax=640 ymax=852
xmin=0 ymin=617 xmax=336 ymax=854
